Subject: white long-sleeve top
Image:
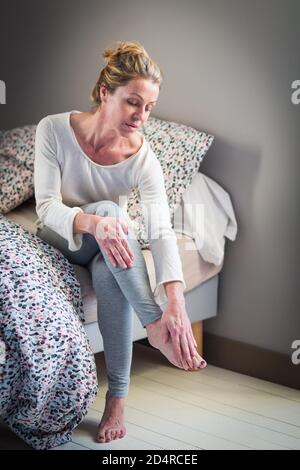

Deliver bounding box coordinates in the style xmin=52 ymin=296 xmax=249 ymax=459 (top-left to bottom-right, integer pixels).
xmin=34 ymin=110 xmax=186 ymax=307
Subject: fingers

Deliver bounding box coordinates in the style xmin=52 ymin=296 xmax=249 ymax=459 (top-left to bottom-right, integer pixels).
xmin=107 ymin=250 xmax=117 ymax=268
xmin=179 ymin=334 xmax=194 ymax=368
xmin=95 ymin=218 xmax=134 ymax=268
xmin=112 ymin=246 xmax=134 ymax=269
xmin=182 ymin=326 xmax=198 ymax=365
xmin=110 ymin=246 xmax=127 ymax=269
xmin=187 ymin=334 xmax=198 ymax=359
xmin=189 ymin=326 xmax=198 ymax=354
xmin=170 ymin=332 xmax=185 ymax=368
xmin=111 ymin=241 xmax=134 ymax=268
xmin=112 ymin=223 xmax=134 ymax=267
xmin=160 ymin=323 xmax=170 ymax=344
xmin=170 ymin=327 xmax=196 ymax=369
xmin=120 ymin=238 xmax=134 ymax=262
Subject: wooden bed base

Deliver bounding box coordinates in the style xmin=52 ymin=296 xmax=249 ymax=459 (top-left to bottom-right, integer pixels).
xmin=192 ymin=320 xmax=203 ymax=356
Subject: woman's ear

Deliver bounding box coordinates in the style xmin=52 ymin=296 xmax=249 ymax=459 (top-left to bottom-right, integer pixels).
xmin=99 ymin=83 xmax=107 ymax=102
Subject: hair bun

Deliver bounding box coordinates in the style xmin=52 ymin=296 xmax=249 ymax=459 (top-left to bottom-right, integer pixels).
xmin=102 ymin=40 xmax=147 ymax=64
xmin=102 ymin=47 xmax=114 ymax=63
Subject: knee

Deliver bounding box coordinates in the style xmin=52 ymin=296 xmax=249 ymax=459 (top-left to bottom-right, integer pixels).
xmin=95 ymin=200 xmax=127 ymax=221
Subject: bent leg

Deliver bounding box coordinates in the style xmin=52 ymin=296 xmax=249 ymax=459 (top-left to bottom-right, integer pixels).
xmin=36 ymin=225 xmax=99 ymax=266
xmin=88 ymin=252 xmax=133 ymax=398
xmin=82 ymin=200 xmax=163 ymax=328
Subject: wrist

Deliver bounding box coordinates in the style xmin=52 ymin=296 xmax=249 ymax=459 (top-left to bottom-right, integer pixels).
xmin=164 ymin=281 xmax=185 ymax=305
xmin=73 ymin=213 xmax=102 ymax=236
xmin=89 ymin=214 xmax=103 ymax=237
xmin=167 ymin=296 xmax=185 ymax=306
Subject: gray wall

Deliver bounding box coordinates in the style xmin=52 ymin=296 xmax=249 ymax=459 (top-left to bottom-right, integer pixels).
xmin=1 ymin=0 xmax=299 ymax=355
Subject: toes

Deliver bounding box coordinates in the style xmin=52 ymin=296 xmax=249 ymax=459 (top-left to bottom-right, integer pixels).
xmin=199 ymin=357 xmax=207 ymax=368
xmin=179 ymin=358 xmax=189 ymax=370
xmin=184 ymin=355 xmax=194 ymax=369
xmin=189 ymin=355 xmax=207 ymax=370
xmin=97 ymin=428 xmax=120 ymax=443
xmin=106 ymin=429 xmax=123 ymax=441
xmin=192 ymin=356 xmax=200 ymax=369
xmin=97 ymin=431 xmax=106 ymax=443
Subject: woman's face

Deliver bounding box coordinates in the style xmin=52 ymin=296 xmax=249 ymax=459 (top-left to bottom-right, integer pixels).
xmin=100 ymin=78 xmax=159 ymax=134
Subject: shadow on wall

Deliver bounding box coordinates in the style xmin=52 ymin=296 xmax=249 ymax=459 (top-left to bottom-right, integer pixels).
xmin=201 ymin=136 xmax=264 ymax=333
xmin=200 ymin=134 xmax=262 ymax=237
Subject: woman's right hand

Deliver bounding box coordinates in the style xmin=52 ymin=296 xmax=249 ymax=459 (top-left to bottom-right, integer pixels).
xmin=92 ymin=216 xmax=135 ymax=269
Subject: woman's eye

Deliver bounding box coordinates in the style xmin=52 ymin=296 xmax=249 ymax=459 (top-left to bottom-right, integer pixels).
xmin=127 ymin=100 xmax=152 ymax=112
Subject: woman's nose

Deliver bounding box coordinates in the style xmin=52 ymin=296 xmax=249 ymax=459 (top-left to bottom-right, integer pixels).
xmin=134 ymin=108 xmax=147 ymax=122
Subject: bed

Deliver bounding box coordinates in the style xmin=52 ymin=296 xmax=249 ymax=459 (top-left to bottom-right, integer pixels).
xmin=0 ymin=114 xmax=237 ymax=449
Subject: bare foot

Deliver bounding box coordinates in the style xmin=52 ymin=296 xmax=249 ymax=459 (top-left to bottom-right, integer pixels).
xmin=96 ymin=391 xmax=126 ymax=443
xmin=146 ymin=319 xmax=207 ymax=371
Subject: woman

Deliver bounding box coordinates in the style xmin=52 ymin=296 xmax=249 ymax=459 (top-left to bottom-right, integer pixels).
xmin=34 ymin=40 xmax=207 ymax=445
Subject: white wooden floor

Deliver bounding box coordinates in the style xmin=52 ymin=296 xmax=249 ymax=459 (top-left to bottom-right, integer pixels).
xmin=1 ymin=343 xmax=300 ymax=450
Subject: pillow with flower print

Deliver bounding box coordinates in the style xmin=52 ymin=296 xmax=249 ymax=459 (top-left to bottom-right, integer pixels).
xmin=0 ymin=124 xmax=36 ymax=214
xmin=127 ymin=115 xmax=214 ymax=248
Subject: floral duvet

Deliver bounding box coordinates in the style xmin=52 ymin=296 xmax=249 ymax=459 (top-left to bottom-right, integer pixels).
xmin=0 ymin=215 xmax=98 ymax=449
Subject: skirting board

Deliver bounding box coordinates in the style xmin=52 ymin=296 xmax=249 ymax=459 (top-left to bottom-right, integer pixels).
xmin=203 ymin=333 xmax=300 ymax=390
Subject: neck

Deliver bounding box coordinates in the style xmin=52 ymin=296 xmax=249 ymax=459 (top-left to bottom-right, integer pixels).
xmin=78 ymin=108 xmax=127 ymax=152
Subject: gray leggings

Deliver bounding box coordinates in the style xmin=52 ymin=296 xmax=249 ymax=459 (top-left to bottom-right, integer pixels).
xmin=36 ymin=200 xmax=163 ymax=398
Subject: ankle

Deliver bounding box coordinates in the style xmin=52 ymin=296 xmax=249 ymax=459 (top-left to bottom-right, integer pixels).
xmin=106 ymin=390 xmax=127 ymax=401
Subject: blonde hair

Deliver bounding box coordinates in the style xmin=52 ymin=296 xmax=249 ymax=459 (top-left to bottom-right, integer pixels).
xmin=90 ymin=40 xmax=163 ymax=108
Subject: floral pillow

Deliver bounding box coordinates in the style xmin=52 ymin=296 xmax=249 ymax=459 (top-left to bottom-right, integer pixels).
xmin=0 ymin=125 xmax=36 ymax=214
xmin=127 ymin=115 xmax=214 ymax=248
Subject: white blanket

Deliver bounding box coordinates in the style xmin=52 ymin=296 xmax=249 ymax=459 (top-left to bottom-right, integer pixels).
xmin=173 ymin=172 xmax=238 ymax=266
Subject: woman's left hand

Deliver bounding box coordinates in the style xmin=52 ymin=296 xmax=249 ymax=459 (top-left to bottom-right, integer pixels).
xmin=160 ymin=300 xmax=198 ymax=369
